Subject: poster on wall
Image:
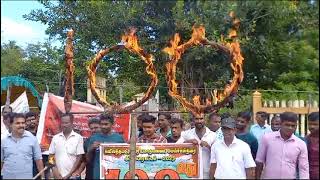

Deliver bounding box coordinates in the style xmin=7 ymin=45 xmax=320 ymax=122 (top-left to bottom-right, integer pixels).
xmin=100 ymin=143 xmax=202 ymax=179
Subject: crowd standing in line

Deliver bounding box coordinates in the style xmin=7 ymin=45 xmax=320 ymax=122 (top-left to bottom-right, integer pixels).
xmin=1 ymin=104 xmax=319 ymax=179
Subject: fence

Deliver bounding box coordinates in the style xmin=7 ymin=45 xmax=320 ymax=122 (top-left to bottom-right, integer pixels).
xmin=252 ymin=91 xmax=319 ymax=136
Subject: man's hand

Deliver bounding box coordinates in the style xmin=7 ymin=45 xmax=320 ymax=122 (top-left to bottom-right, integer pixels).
xmin=72 ymin=172 xmax=80 ymax=177
xmin=55 ymin=174 xmax=63 ymax=179
xmin=200 ymin=140 xmax=210 ymax=149
xmin=184 ymin=139 xmax=198 ymax=145
xmin=52 ymin=167 xmax=63 ymax=179
xmin=62 ymin=173 xmax=71 ymax=179
xmin=40 ymin=144 xmax=47 ymax=152
xmin=90 ymin=141 xmax=100 ymax=151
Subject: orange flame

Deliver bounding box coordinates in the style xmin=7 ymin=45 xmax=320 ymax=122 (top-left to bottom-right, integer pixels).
xmin=121 ymin=27 xmax=143 ymax=53
xmin=193 ymin=95 xmax=201 ymax=106
xmin=164 ymin=12 xmax=244 ymax=116
xmin=188 ymin=25 xmax=206 ymax=45
xmin=87 ymin=27 xmax=158 ymax=113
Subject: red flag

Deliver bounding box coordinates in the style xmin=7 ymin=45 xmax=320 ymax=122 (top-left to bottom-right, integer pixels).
xmin=36 ymin=93 xmax=131 ymax=152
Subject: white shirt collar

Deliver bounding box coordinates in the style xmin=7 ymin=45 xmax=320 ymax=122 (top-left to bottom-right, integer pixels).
xmin=8 ymin=130 xmax=31 ymax=137
xmin=191 ymin=126 xmax=212 ymax=135
xmin=254 ymin=123 xmax=270 ymax=129
xmin=57 ymin=130 xmax=77 ymax=138
xmin=221 ymin=136 xmax=240 ymax=147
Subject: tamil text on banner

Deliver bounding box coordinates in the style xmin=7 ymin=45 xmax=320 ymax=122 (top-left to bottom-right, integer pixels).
xmin=100 ymin=143 xmax=202 ymax=179
xmin=36 ymin=93 xmax=131 ymax=151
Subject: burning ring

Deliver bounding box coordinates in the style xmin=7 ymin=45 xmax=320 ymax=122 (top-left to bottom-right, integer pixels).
xmin=163 ymin=13 xmax=244 ymax=116
xmin=86 ymin=28 xmax=158 ymax=113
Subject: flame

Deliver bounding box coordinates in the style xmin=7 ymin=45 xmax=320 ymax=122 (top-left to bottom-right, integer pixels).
xmin=164 ymin=12 xmax=244 ymax=116
xmin=206 ymin=98 xmax=212 ymax=106
xmin=48 ymin=155 xmax=55 ymax=165
xmin=87 ymin=27 xmax=158 ymax=113
xmin=188 ymin=25 xmax=206 ymax=45
xmin=121 ymin=27 xmax=143 ymax=53
xmin=193 ymin=95 xmax=201 ymax=106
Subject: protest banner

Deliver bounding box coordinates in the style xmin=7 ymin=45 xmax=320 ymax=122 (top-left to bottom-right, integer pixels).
xmin=37 ymin=93 xmax=130 ymax=151
xmin=1 ymin=91 xmax=30 ymax=114
xmin=100 ymin=143 xmax=202 ymax=179
xmin=1 ymin=91 xmax=29 ymax=140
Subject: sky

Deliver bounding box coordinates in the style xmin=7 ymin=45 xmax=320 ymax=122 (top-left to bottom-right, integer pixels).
xmin=1 ymin=0 xmax=60 ymax=48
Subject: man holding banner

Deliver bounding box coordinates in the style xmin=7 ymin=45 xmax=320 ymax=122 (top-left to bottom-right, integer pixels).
xmin=138 ymin=114 xmax=167 ymax=143
xmin=48 ymin=114 xmax=84 ymax=179
xmin=1 ymin=106 xmax=12 ymax=140
xmin=1 ymin=113 xmax=44 ymax=179
xmin=86 ymin=114 xmax=125 ymax=179
xmin=177 ymin=113 xmax=216 ymax=179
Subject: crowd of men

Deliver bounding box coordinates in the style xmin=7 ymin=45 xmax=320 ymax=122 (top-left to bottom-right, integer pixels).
xmin=1 ymin=104 xmax=319 ymax=179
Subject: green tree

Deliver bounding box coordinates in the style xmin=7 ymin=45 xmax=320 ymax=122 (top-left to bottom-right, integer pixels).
xmin=22 ymin=0 xmax=319 ymax=106
xmin=1 ymin=41 xmax=24 ymax=76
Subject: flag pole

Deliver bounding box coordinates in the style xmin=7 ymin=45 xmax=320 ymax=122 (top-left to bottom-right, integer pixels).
xmin=5 ymin=86 xmax=11 ymax=106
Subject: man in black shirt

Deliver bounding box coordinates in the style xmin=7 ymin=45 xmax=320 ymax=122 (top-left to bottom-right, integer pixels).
xmin=167 ymin=118 xmax=184 ymax=143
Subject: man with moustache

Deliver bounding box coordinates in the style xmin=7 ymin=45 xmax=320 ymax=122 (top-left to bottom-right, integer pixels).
xmin=25 ymin=111 xmax=44 ymax=179
xmin=167 ymin=118 xmax=184 ymax=143
xmin=235 ymin=111 xmax=258 ymax=159
xmin=25 ymin=112 xmax=39 ymax=136
xmin=1 ymin=113 xmax=44 ymax=179
xmin=271 ymin=115 xmax=281 ymax=132
xmin=157 ymin=113 xmax=172 ymax=138
xmin=49 ymin=113 xmax=84 ymax=179
xmin=208 ymin=113 xmax=223 ymax=140
xmin=271 ymin=115 xmax=305 ymax=141
xmin=86 ymin=114 xmax=125 ymax=179
xmin=209 ymin=117 xmax=256 ymax=179
xmin=256 ymin=112 xmax=309 ymax=179
xmin=250 ymin=111 xmax=272 ymax=145
xmin=177 ymin=113 xmax=216 ymax=179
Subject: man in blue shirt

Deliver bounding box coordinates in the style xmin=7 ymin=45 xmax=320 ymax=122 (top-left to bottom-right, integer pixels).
xmin=250 ymin=111 xmax=272 ymax=144
xmin=1 ymin=112 xmax=44 ymax=179
xmin=86 ymin=113 xmax=125 ymax=179
xmin=208 ymin=113 xmax=223 ymax=140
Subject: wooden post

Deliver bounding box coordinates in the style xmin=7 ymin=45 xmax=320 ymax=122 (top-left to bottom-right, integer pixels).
xmin=128 ymin=114 xmax=137 ymax=179
xmin=252 ymin=91 xmax=262 ymax=123
xmin=293 ymin=100 xmax=299 ymax=135
xmin=299 ymin=100 xmax=305 ymax=136
xmin=6 ymin=86 xmax=11 ymax=106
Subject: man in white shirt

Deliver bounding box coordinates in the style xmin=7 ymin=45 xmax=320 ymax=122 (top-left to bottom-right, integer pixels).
xmin=209 ymin=117 xmax=256 ymax=179
xmin=177 ymin=113 xmax=216 ymax=179
xmin=49 ymin=113 xmax=84 ymax=179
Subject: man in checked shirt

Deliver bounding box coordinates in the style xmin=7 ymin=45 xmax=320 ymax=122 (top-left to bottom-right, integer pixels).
xmin=137 ymin=114 xmax=167 ymax=143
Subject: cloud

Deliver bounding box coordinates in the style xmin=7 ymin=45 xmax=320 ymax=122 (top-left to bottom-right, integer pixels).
xmin=1 ymin=17 xmax=46 ymax=46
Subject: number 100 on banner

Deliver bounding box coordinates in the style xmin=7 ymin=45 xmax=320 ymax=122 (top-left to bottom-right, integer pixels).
xmin=100 ymin=143 xmax=201 ymax=179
